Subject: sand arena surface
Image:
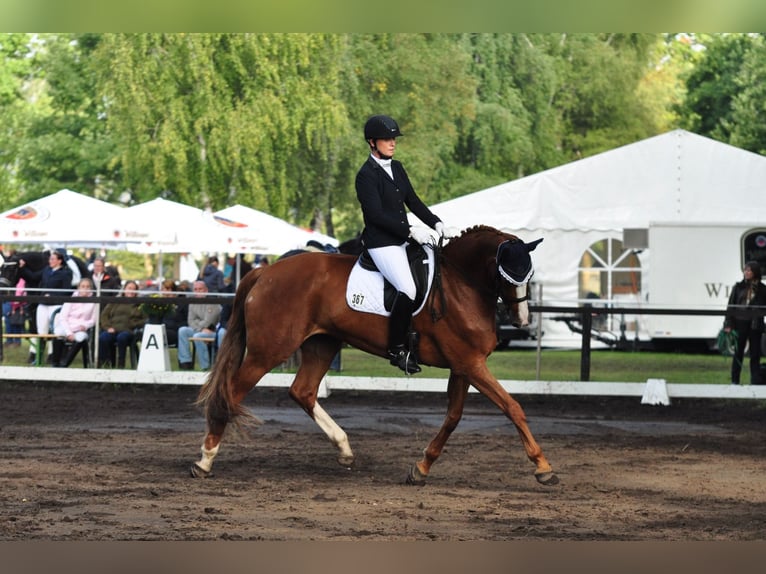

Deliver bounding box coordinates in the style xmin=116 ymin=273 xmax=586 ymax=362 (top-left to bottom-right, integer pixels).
xmin=2 ymin=381 xmax=765 ymax=540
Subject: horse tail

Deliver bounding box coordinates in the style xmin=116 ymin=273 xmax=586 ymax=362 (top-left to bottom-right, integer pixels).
xmin=196 ymin=267 xmax=263 ymax=427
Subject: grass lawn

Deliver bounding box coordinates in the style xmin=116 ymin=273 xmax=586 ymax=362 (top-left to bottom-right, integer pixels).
xmin=1 ymin=338 xmax=734 ymax=385
xmin=333 ymin=346 xmax=733 ymax=384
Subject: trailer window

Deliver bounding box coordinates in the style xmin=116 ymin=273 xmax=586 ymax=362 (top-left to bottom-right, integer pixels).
xmin=742 ymin=229 xmax=766 ymax=269
xmin=578 ymin=238 xmax=641 ymax=301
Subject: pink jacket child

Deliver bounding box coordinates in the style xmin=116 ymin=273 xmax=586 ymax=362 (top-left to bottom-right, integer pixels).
xmin=54 ymin=279 xmax=98 ymax=343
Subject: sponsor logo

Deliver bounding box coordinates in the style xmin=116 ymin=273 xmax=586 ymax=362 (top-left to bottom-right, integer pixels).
xmin=213 ymin=215 xmax=248 ymax=228
xmin=5 ymin=206 xmax=50 ymax=222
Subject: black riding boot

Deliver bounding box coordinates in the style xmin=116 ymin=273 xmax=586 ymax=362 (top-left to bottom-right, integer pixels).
xmin=60 ymin=341 xmax=84 ymax=368
xmin=51 ymin=339 xmax=65 ymax=367
xmin=387 ymin=292 xmax=421 ymax=374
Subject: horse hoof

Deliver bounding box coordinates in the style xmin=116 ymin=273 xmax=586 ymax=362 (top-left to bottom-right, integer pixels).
xmin=337 ymin=454 xmax=355 ymax=467
xmin=535 ymin=471 xmax=559 ymax=486
xmin=405 ymin=464 xmax=427 ymax=486
xmin=190 ymin=463 xmax=211 ymax=478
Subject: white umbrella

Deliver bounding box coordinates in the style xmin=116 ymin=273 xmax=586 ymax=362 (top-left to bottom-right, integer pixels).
xmin=0 ymin=189 xmax=141 ymax=247
xmin=124 ymin=198 xmax=233 ymax=254
xmin=212 ymin=204 xmax=338 ymax=255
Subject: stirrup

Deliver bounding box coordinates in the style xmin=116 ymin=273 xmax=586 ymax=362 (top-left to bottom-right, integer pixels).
xmin=388 ymin=348 xmax=421 ymax=375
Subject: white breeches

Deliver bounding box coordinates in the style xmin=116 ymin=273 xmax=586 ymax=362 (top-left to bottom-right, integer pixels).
xmin=368 ymin=243 xmax=416 ymax=300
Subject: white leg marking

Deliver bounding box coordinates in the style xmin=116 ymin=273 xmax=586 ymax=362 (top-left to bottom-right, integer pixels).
xmin=312 ymin=402 xmax=354 ymax=462
xmin=196 ymin=444 xmax=220 ymax=473
xmin=517 ymin=285 xmax=529 ymax=326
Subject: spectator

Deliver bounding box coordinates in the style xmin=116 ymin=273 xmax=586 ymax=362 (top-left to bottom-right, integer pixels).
xmin=90 ymin=257 xmax=121 ymax=296
xmin=19 ymin=249 xmax=73 ymax=364
xmin=177 ymin=280 xmax=220 ymax=370
xmin=215 ymin=272 xmax=236 ymax=351
xmin=98 ymin=280 xmax=145 ymax=368
xmin=51 ymin=277 xmax=97 ymax=368
xmin=160 ymin=279 xmax=188 ymax=347
xmin=200 ymin=255 xmax=225 ymax=293
xmin=3 ymin=277 xmax=27 ymax=345
xmin=724 ymin=260 xmax=766 ymax=385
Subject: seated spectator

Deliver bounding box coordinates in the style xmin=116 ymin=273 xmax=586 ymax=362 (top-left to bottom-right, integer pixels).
xmin=52 ymin=277 xmax=97 ymax=368
xmin=98 ymin=280 xmax=145 ymax=368
xmin=215 ymin=272 xmax=236 ymax=350
xmin=3 ymin=277 xmax=28 ymax=345
xmin=178 ymin=280 xmax=220 ymax=370
xmin=160 ymin=279 xmax=188 ymax=347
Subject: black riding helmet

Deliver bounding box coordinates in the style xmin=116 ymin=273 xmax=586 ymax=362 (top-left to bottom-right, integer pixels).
xmin=364 ymin=115 xmax=402 ymax=140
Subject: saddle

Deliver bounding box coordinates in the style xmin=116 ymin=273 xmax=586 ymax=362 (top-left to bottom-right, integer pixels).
xmin=346 ymin=243 xmax=435 ymax=316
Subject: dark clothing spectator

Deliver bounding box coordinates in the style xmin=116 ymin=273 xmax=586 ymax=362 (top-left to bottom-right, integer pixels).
xmin=200 ymin=256 xmax=225 ymax=293
xmin=98 ymin=281 xmax=144 ymax=368
xmin=20 ymin=261 xmax=73 ymax=298
xmin=162 ymin=297 xmax=188 ymax=347
xmin=724 ymin=260 xmax=766 ymax=385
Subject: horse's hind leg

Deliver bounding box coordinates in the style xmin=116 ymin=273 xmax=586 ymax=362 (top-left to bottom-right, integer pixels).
xmin=191 ymin=354 xmax=269 ymax=477
xmin=407 ymin=373 xmax=469 ymax=485
xmin=288 ymin=335 xmax=354 ymax=466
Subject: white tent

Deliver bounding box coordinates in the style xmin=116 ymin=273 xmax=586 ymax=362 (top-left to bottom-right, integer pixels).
xmin=420 ymin=130 xmax=766 ymax=347
xmin=124 ymin=198 xmax=233 ymax=254
xmin=0 ymin=189 xmax=142 ymax=247
xmin=212 ymin=204 xmax=338 ymax=255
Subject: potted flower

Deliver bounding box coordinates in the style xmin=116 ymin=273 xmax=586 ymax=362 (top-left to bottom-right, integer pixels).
xmin=139 ymin=295 xmax=175 ymax=324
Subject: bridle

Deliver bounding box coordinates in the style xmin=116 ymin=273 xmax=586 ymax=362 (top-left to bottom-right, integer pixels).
xmin=495 ymin=239 xmax=533 ymax=305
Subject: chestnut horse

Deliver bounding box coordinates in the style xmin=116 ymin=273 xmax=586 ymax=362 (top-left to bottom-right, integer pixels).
xmin=192 ymin=225 xmax=558 ymax=486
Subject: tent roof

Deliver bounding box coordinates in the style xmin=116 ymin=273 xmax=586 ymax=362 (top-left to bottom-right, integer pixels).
xmin=213 ymin=204 xmax=338 ymax=254
xmin=0 ymin=189 xmax=131 ymax=246
xmin=425 ymin=130 xmax=766 ymax=233
xmin=124 ymin=198 xmax=230 ymax=253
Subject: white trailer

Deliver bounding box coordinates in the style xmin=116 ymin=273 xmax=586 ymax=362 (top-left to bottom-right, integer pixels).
xmin=641 ymin=223 xmax=766 ymax=350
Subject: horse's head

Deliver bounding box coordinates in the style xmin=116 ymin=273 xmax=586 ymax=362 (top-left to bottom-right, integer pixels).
xmin=495 ymin=236 xmax=543 ymax=327
xmin=443 ymin=226 xmax=543 ymax=328
xmin=0 ymin=253 xmax=21 ymax=288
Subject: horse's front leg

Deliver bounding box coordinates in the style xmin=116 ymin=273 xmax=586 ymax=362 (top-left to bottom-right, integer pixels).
xmin=407 ymin=372 xmax=469 ymax=485
xmin=470 ymin=362 xmax=558 ymax=486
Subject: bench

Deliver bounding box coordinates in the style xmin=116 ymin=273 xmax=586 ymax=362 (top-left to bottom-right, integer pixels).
xmin=2 ymin=333 xmax=61 ymax=365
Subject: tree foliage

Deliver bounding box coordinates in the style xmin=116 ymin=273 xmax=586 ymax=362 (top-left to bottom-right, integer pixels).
xmin=6 ymin=32 xmax=755 ymax=242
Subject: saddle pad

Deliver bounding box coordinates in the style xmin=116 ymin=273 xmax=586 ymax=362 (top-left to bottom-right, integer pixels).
xmin=345 ymin=245 xmax=435 ymax=317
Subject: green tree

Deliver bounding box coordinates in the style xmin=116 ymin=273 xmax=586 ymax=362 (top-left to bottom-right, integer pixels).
xmin=677 ymin=33 xmax=755 ymax=142
xmin=727 ymin=35 xmax=766 ymax=154
xmin=13 ymin=33 xmax=117 ymax=203
xmin=552 ymin=33 xmax=662 ymax=159
xmin=0 ymin=33 xmax=35 ymax=204
xmin=95 ymin=33 xmax=354 ymax=236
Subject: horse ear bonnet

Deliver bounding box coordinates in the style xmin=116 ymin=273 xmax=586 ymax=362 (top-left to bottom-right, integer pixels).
xmin=496 ymin=240 xmax=535 ymax=285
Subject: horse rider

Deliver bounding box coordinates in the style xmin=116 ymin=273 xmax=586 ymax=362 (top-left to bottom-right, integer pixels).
xmin=355 ymin=114 xmax=452 ymax=374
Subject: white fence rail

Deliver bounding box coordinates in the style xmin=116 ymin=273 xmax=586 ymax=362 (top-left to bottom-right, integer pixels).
xmin=2 ymin=366 xmax=765 ymax=406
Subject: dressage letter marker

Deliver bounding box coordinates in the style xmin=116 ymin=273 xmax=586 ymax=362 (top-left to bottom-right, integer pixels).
xmin=137 ymin=324 xmax=171 ymax=371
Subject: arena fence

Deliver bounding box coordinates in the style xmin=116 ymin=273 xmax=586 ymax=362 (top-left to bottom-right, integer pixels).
xmin=2 ymin=293 xmax=765 ymax=406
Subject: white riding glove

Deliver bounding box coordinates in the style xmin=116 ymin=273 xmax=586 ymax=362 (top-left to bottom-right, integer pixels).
xmin=435 ymin=222 xmax=457 ymax=239
xmin=409 ymin=226 xmax=434 ymax=245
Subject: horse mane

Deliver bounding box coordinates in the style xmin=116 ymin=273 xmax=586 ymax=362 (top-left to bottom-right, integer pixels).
xmin=456 ymin=224 xmax=508 ymax=240
xmin=443 ymin=225 xmax=513 ymax=258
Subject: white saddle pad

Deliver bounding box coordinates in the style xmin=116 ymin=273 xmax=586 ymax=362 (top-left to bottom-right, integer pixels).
xmin=345 ymin=245 xmax=435 ymax=317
